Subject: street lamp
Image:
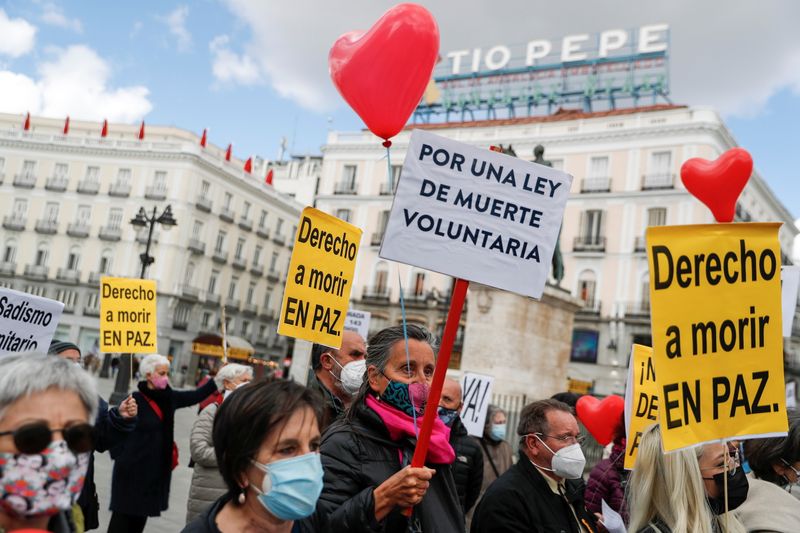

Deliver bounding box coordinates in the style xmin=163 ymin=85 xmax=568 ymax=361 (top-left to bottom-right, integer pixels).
xmin=109 ymin=205 xmax=177 ymax=405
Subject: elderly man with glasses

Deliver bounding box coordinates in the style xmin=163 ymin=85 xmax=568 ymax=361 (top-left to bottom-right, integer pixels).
xmin=472 ymin=399 xmax=599 ymax=533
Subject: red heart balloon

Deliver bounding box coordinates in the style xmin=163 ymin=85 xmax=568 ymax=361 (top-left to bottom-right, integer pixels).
xmin=328 ymin=3 xmax=439 ymax=143
xmin=575 ymin=395 xmax=625 ymax=446
xmin=680 ymin=148 xmax=753 ymax=223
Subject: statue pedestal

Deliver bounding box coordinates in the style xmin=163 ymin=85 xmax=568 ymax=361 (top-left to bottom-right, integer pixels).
xmin=460 ymin=284 xmax=582 ymax=399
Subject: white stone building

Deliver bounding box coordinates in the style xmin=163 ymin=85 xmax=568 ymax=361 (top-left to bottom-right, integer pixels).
xmin=0 ymin=113 xmax=302 ymax=378
xmin=295 ymin=104 xmax=798 ymax=396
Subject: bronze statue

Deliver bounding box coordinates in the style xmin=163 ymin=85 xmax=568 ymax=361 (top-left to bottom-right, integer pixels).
xmin=533 ymin=145 xmax=564 ymax=286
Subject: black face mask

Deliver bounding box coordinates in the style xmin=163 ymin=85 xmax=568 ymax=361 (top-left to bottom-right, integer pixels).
xmin=704 ymin=468 xmax=749 ymax=514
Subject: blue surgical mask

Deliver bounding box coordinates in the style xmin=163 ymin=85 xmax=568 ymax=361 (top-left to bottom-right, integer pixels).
xmin=250 ymin=452 xmax=324 ymax=520
xmin=490 ymin=423 xmax=506 ymax=442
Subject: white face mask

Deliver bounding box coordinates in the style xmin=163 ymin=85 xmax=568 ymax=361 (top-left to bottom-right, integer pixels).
xmin=530 ymin=435 xmax=586 ymax=480
xmin=329 ymin=357 xmax=366 ymax=396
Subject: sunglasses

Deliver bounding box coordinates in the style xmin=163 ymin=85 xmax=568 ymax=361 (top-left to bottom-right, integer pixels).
xmin=0 ymin=422 xmax=94 ymax=454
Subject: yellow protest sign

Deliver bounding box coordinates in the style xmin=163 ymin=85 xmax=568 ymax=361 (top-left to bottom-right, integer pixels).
xmin=624 ymin=344 xmax=658 ymax=469
xmin=100 ymin=277 xmax=158 ymax=353
xmin=277 ymin=207 xmax=362 ymax=347
xmin=647 ymin=223 xmax=787 ymax=451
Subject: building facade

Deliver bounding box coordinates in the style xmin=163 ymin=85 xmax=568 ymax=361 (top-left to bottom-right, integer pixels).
xmin=300 ymin=105 xmax=798 ymax=395
xmin=0 ymin=113 xmax=302 ymax=377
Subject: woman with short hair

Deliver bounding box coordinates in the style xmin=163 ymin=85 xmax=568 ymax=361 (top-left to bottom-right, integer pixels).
xmin=735 ymin=411 xmax=800 ymax=531
xmin=108 ymin=354 xmax=218 ymax=533
xmin=627 ymin=424 xmax=747 ymax=533
xmin=185 ymin=363 xmax=253 ymax=524
xmin=0 ymin=353 xmax=98 ymax=533
xmin=316 ymin=324 xmax=464 ymax=532
xmin=182 ymin=379 xmax=326 ymax=532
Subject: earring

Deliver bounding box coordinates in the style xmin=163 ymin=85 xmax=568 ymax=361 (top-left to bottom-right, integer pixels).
xmin=238 ymin=490 xmax=246 ymax=504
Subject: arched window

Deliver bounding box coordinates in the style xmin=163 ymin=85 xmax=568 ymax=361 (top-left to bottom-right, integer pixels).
xmin=35 ymin=243 xmax=49 ymax=267
xmin=3 ymin=239 xmax=17 ymax=263
xmin=66 ymin=246 xmax=80 ymax=270
xmin=99 ymin=249 xmax=113 ymax=274
xmin=577 ymin=270 xmax=597 ymax=307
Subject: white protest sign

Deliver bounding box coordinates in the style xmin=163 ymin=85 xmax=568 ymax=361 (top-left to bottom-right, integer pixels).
xmin=380 ymin=129 xmax=572 ymax=299
xmin=344 ymin=308 xmax=371 ymax=341
xmin=460 ymin=372 xmax=495 ymax=437
xmin=782 ymin=266 xmax=800 ymax=337
xmin=0 ymin=287 xmax=64 ymax=357
xmin=787 ymin=382 xmax=797 ymax=410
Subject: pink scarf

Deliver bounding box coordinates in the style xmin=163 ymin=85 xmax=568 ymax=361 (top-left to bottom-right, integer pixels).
xmin=366 ymin=394 xmax=455 ymax=464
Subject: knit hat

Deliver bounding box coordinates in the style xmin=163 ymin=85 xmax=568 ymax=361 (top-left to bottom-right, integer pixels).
xmin=48 ymin=339 xmax=82 ymax=356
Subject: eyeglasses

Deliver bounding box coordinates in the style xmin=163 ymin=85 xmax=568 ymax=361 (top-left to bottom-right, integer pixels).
xmin=701 ymin=449 xmax=740 ymax=476
xmin=0 ymin=422 xmax=94 ymax=454
xmin=535 ymin=432 xmax=585 ymax=445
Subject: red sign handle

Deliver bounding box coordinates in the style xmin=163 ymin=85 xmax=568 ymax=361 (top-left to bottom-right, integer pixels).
xmin=402 ymin=278 xmax=469 ymax=516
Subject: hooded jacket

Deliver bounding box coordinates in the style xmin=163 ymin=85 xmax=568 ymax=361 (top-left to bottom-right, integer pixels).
xmin=584 ymin=439 xmax=628 ymax=523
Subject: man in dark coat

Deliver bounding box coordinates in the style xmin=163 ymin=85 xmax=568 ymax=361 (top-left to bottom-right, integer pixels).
xmin=309 ymin=330 xmax=366 ymax=431
xmin=439 ymin=378 xmax=484 ymax=514
xmin=108 ymin=355 xmax=218 ymax=533
xmin=48 ymin=340 xmax=138 ymax=531
xmin=472 ymin=399 xmax=599 ymax=533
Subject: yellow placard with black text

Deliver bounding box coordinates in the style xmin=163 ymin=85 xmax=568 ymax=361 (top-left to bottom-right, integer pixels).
xmin=624 ymin=344 xmax=658 ymax=469
xmin=100 ymin=277 xmax=158 ymax=353
xmin=277 ymin=207 xmax=362 ymax=348
xmin=647 ymin=223 xmax=787 ymax=451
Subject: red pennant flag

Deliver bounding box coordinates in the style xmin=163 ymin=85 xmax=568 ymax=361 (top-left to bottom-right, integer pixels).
xmin=200 ymin=128 xmax=207 ymax=148
xmin=23 ymin=112 xmax=30 ymax=131
xmin=243 ymin=157 xmax=253 ymax=173
xmin=265 ymin=168 xmax=274 ymax=186
xmin=101 ymin=119 xmax=108 ymax=137
xmin=225 ymin=144 xmax=232 ymax=162
xmin=138 ymin=121 xmax=145 ymax=140
xmin=63 ymin=116 xmax=70 ymax=135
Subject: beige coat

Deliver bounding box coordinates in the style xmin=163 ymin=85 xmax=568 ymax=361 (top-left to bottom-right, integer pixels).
xmin=735 ymin=475 xmax=800 ymax=532
xmin=185 ymin=403 xmax=228 ymax=524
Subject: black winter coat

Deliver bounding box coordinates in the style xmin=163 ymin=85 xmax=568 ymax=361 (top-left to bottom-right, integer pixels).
xmin=78 ymin=395 xmax=136 ymax=530
xmin=316 ymin=400 xmax=465 ymax=533
xmin=182 ymin=493 xmax=325 ymax=533
xmin=110 ymin=379 xmax=217 ymax=517
xmin=448 ymin=416 xmax=484 ymax=514
xmin=472 ymin=454 xmax=598 ymax=533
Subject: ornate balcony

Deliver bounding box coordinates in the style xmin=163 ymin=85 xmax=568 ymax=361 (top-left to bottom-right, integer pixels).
xmin=250 ymin=264 xmax=264 ymax=277
xmin=180 ymin=285 xmax=201 ymax=301
xmin=196 ymin=196 xmax=212 ymax=212
xmin=581 ymin=177 xmax=611 ymax=193
xmin=67 ymin=223 xmax=90 ymax=238
xmin=56 ymin=268 xmax=80 ymax=284
xmin=2 ymin=216 xmax=26 ymax=231
xmin=231 ymin=256 xmax=247 ymax=270
xmin=573 ymin=235 xmax=606 ymax=252
xmin=641 ymin=173 xmax=675 ymax=190
xmin=219 ymin=208 xmax=235 ymax=223
xmin=363 ymin=286 xmax=391 ymax=301
xmin=243 ymin=303 xmax=258 ymax=316
xmin=98 ymin=226 xmax=122 ymax=241
xmin=45 ymin=176 xmax=69 ymax=191
xmin=266 ymin=269 xmax=281 ymax=282
xmin=13 ymin=173 xmax=36 ymax=188
xmin=380 ymin=182 xmax=395 ymax=195
xmin=272 ymin=233 xmax=286 ymax=246
xmin=34 ymin=219 xmax=58 ymax=235
xmin=188 ymin=239 xmax=206 ymax=255
xmin=0 ymin=262 xmax=16 ymax=277
xmin=145 ymin=186 xmax=167 ymax=200
xmin=334 ymin=181 xmax=358 ymax=194
xmin=108 ymin=182 xmax=131 ymax=197
xmin=212 ymin=250 xmax=229 ymax=264
xmin=256 ymin=226 xmax=270 ymax=239
xmin=24 ymin=264 xmax=48 ymax=280
xmin=371 ymin=232 xmax=384 ymax=246
xmin=77 ymin=180 xmax=99 ymax=194
xmin=238 ymin=217 xmax=253 ymax=231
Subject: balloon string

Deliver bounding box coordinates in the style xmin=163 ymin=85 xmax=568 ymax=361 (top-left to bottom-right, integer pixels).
xmin=397 ymin=270 xmax=417 ymax=436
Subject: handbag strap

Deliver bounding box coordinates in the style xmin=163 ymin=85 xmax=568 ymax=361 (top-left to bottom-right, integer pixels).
xmin=480 ymin=439 xmax=501 ymax=478
xmin=143 ymin=395 xmax=164 ymax=421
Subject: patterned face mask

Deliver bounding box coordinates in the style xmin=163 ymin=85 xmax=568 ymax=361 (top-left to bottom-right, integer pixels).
xmin=379 ymin=375 xmax=430 ymax=418
xmin=0 ymin=440 xmax=90 ymax=517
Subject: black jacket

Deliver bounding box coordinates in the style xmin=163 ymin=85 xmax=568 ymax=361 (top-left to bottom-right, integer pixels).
xmin=182 ymin=492 xmax=324 ymax=532
xmin=447 ymin=416 xmax=484 ymax=514
xmin=310 ymin=372 xmax=345 ymax=432
xmin=472 ymin=454 xmax=598 ymax=533
xmin=110 ymin=379 xmax=217 ymax=517
xmin=78 ymin=395 xmax=136 ymax=530
xmin=316 ymin=399 xmax=465 ymax=533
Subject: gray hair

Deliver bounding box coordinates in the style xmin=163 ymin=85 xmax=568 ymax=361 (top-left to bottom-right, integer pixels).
xmin=517 ymin=398 xmax=573 ymax=437
xmin=0 ymin=353 xmax=98 ymax=420
xmin=214 ymin=363 xmax=253 ymax=389
xmin=139 ymin=354 xmax=170 ymax=377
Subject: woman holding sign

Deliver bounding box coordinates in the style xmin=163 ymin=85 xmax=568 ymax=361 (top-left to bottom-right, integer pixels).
xmin=316 ymin=325 xmax=464 ymax=532
xmin=627 ymin=424 xmax=748 ymax=533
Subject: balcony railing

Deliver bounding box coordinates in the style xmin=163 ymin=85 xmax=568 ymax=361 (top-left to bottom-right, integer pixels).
xmin=13 ymin=173 xmax=36 ymax=188
xmin=256 ymin=226 xmax=270 ymax=239
xmin=2 ymin=216 xmax=26 ymax=231
xmin=238 ymin=217 xmax=253 ymax=231
xmin=24 ymin=264 xmax=48 ymax=280
xmin=180 ymin=285 xmax=201 ymax=300
xmin=641 ymin=173 xmax=675 ymax=190
xmin=243 ymin=303 xmax=258 ymax=316
xmin=67 ymin=223 xmax=90 ymax=238
xmin=634 ymin=236 xmax=647 ymax=252
xmin=260 ymin=307 xmax=275 ymax=320
xmin=212 ymin=250 xmax=229 ymax=264
xmin=35 ymin=219 xmax=58 ymax=234
xmin=196 ymin=196 xmax=212 ymax=212
xmin=145 ymin=186 xmax=167 ymax=200
xmin=581 ymin=177 xmax=611 ymax=193
xmin=108 ymin=182 xmax=131 ymax=197
xmin=232 ymin=256 xmax=247 ymax=270
xmin=573 ymin=235 xmax=606 ymax=252
xmin=266 ymin=269 xmax=281 ymax=282
xmin=219 ymin=207 xmax=235 ymax=223
xmin=334 ymin=181 xmax=358 ymax=194
xmin=403 ymin=290 xmax=428 ymax=303
xmin=56 ymin=268 xmax=80 ymax=284
xmin=135 ymin=231 xmax=159 ymax=245
xmin=84 ymin=300 xmax=100 ymax=316
xmin=87 ymin=272 xmax=103 ymax=285
xmin=624 ymin=300 xmax=651 ymax=317
xmin=363 ymin=286 xmax=391 ymax=300
xmin=250 ymin=264 xmax=264 ymax=277
xmin=0 ymin=262 xmax=16 ymax=277
xmin=173 ymin=316 xmax=189 ymax=330
xmin=98 ymin=226 xmax=122 ymax=241
xmin=188 ymin=239 xmax=205 ymax=255
xmin=205 ymin=292 xmax=220 ymax=305
xmin=371 ymin=232 xmax=384 ymax=246
xmin=45 ymin=176 xmax=69 ymax=191
xmin=380 ymin=182 xmax=396 ymax=195
xmin=77 ymin=180 xmax=99 ymax=194
xmin=577 ymin=298 xmax=601 ymax=315
xmin=272 ymin=233 xmax=286 ymax=246
xmin=225 ymin=299 xmax=241 ymax=311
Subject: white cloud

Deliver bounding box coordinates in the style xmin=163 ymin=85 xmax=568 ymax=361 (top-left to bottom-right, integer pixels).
xmin=0 ymin=9 xmax=36 ymax=58
xmin=40 ymin=2 xmax=83 ymax=33
xmin=209 ymin=35 xmax=262 ymax=86
xmin=162 ymin=5 xmax=191 ymax=52
xmin=0 ymin=45 xmax=152 ymax=122
xmin=219 ymin=0 xmax=800 ymax=117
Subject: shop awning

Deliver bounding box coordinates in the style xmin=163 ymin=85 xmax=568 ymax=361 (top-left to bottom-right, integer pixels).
xmin=191 ymin=333 xmax=254 ymax=361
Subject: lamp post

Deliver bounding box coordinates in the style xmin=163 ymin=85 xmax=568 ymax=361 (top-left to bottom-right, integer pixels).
xmin=109 ymin=205 xmax=177 ymax=405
